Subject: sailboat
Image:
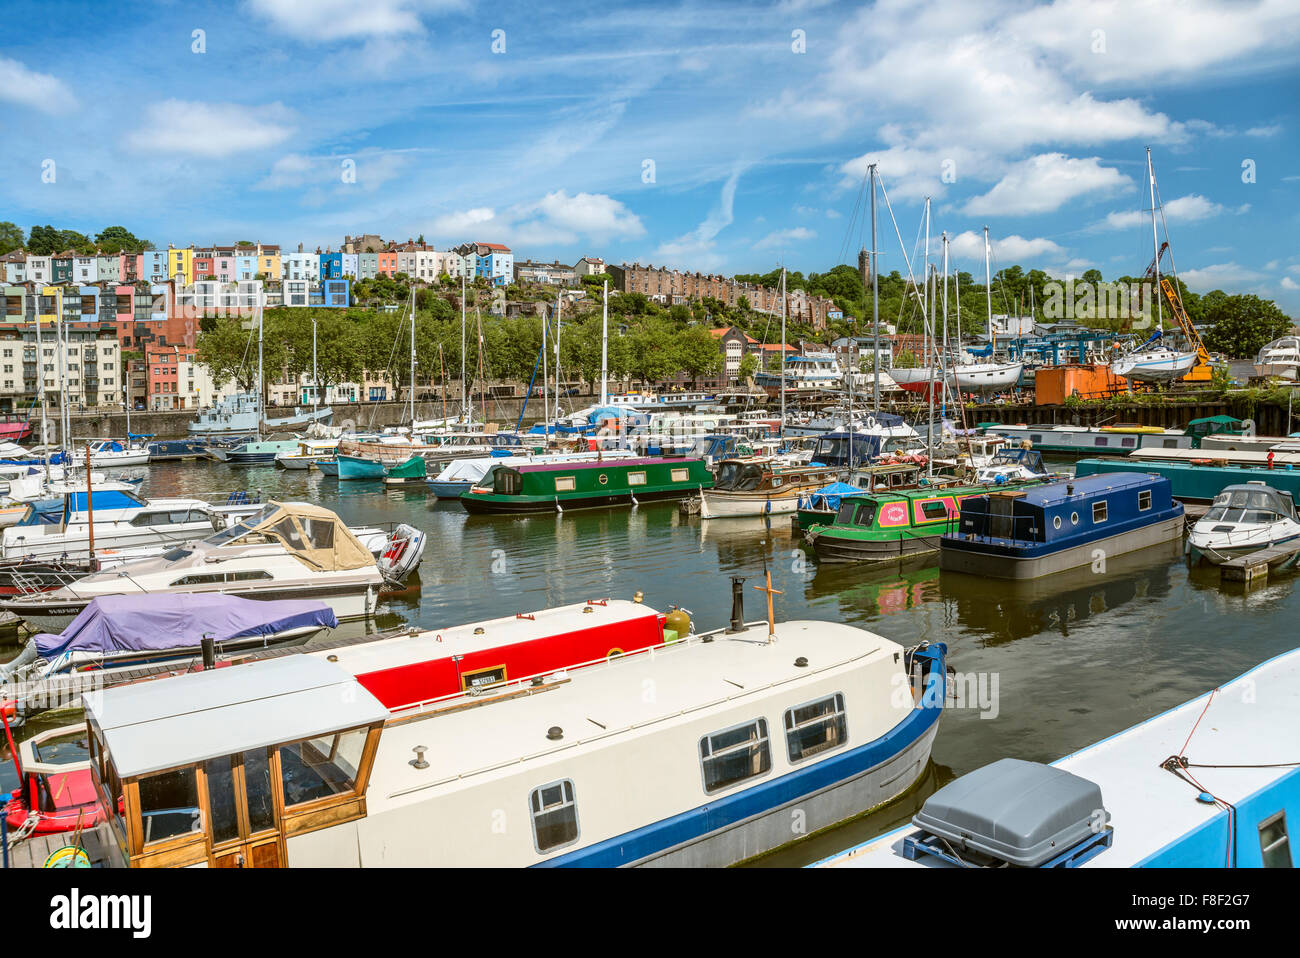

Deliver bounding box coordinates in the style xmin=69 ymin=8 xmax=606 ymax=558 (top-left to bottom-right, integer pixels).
xmin=948 ymin=226 xmax=1024 ymax=393
xmin=1110 ymin=149 xmax=1198 ymax=384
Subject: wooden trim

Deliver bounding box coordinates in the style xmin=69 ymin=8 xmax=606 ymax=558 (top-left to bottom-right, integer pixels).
xmin=282 ymin=795 xmax=367 ymax=838
xmin=354 ymin=725 xmax=382 ymax=796
xmin=124 ymin=780 xmax=143 ymax=858
xmin=459 ymin=663 xmax=508 ymax=691
xmin=130 ymin=841 xmax=209 ymax=869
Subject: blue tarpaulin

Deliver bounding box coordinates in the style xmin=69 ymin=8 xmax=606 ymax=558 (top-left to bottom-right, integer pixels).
xmin=34 ymin=593 xmax=338 ymax=658
xmin=800 ymin=481 xmax=865 ymax=513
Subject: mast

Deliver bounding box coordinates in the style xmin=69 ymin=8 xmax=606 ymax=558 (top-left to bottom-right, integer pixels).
xmin=600 ymin=278 xmax=609 ymax=407
xmin=1147 ymin=147 xmax=1163 ymax=336
xmin=312 ymin=312 xmax=318 ymax=414
xmin=56 ymin=311 xmax=68 ymax=457
xmin=983 ymin=226 xmax=994 ymax=359
xmin=870 ymin=163 xmax=879 ymax=413
xmin=779 ymin=267 xmax=787 ymax=440
xmin=942 ymin=233 xmax=950 ymax=410
xmin=34 ymin=312 xmax=49 ymax=481
xmin=409 ymin=284 xmax=415 ymax=427
xmin=554 ymin=286 xmax=562 ymax=422
xmin=923 ymin=197 xmax=931 ymax=386
xmin=256 ymin=298 xmax=264 ymax=442
xmin=542 ymin=299 xmax=550 ymax=440
xmin=460 ymin=271 xmax=467 ymax=420
xmin=926 ymin=264 xmax=935 ymax=477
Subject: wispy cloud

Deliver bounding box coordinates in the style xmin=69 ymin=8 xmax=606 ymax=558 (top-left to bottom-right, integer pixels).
xmin=127 ymin=101 xmax=295 ymax=157
xmin=0 ymin=57 xmax=76 ymax=114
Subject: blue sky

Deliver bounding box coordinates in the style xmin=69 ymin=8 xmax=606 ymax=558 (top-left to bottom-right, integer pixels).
xmin=2 ymin=0 xmax=1298 ymax=311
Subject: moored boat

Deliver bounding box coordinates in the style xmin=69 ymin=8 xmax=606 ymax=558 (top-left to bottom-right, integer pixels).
xmin=460 ymin=456 xmax=713 ymax=514
xmin=1187 ymin=483 xmax=1300 ymax=565
xmin=337 ymin=454 xmax=387 ymax=481
xmin=382 ymin=455 xmax=427 ymax=486
xmin=74 ymin=588 xmax=947 ymax=867
xmin=816 ymin=646 xmax=1300 ymax=868
xmin=700 ymin=459 xmax=841 ymax=519
xmin=940 ymin=473 xmax=1184 ymax=579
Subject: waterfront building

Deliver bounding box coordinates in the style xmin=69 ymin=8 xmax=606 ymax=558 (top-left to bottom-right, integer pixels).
xmin=95 ymin=253 xmax=123 ymax=283
xmin=26 ymin=255 xmax=50 ymax=284
xmin=320 ymin=251 xmax=344 ymax=280
xmin=168 ymin=245 xmax=194 ymax=286
xmin=377 ymin=248 xmax=398 ymax=277
xmin=142 ymin=250 xmax=169 ymax=283
xmin=1 ymin=251 xmax=26 ymax=284
xmin=341 ymin=252 xmax=359 ymax=278
xmin=284 ymin=249 xmax=320 ymax=282
xmin=51 ymin=251 xmax=74 ymax=283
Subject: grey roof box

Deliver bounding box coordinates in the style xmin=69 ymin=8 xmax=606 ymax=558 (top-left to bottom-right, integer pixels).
xmin=912 ymin=758 xmax=1108 ymax=867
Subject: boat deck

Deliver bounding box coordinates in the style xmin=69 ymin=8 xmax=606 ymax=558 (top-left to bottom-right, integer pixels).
xmin=3 ymin=625 xmax=412 ymax=725
xmin=6 ymin=823 xmax=118 ymax=869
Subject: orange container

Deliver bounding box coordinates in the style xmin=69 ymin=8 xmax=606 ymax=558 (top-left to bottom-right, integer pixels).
xmin=1034 ymin=364 xmax=1129 ymax=405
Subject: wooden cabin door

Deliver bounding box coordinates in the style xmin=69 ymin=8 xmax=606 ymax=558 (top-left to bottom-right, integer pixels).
xmin=205 ymin=747 xmax=286 ymax=868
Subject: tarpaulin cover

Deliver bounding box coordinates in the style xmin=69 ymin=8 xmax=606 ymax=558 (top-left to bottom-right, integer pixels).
xmin=801 ymin=481 xmax=865 ymax=512
xmin=34 ymin=593 xmax=338 ymax=658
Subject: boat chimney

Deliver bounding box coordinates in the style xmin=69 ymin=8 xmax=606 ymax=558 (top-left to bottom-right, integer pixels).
xmin=728 ymin=576 xmax=747 ymax=632
xmin=200 ymin=633 xmax=215 ymax=670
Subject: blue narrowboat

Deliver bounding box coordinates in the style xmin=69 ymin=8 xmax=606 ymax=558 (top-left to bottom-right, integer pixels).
xmin=939 ymin=472 xmax=1184 ymax=579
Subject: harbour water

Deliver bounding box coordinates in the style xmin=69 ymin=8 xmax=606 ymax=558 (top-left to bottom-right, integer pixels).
xmin=4 ymin=459 xmax=1298 ymax=867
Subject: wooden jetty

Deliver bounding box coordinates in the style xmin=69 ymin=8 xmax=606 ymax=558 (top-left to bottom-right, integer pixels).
xmin=1220 ymin=544 xmax=1300 ymax=583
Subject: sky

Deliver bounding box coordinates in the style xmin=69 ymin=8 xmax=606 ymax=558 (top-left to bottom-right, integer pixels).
xmin=1 ymin=0 xmax=1298 ymax=311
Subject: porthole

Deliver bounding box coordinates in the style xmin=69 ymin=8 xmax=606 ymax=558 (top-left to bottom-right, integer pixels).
xmin=1053 ymin=516 xmax=1062 ymax=530
xmin=1070 ymin=512 xmax=1079 ymax=525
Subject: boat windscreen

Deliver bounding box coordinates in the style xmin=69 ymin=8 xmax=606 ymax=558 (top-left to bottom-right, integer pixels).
xmin=203 ymin=504 xmax=278 ymax=545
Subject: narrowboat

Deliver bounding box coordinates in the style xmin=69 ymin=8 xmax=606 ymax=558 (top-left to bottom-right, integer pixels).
xmin=73 ymin=591 xmax=947 ymax=868
xmin=794 ymin=481 xmax=866 ymax=530
xmin=816 ymin=646 xmax=1300 ymax=869
xmin=807 ymin=479 xmax=1047 ymax=563
xmin=1187 ymin=483 xmax=1300 ymax=565
xmin=982 ymin=423 xmax=1194 ymax=457
xmin=146 ymin=438 xmax=212 ymax=462
xmin=1074 ymin=455 xmax=1300 ymax=503
xmin=460 ymin=457 xmax=713 ymax=514
xmin=213 ymin=438 xmax=302 ymax=465
xmin=426 ymin=450 xmax=638 ymax=498
xmin=700 ymin=460 xmax=842 ymax=518
xmin=939 ymin=473 xmax=1184 ymax=579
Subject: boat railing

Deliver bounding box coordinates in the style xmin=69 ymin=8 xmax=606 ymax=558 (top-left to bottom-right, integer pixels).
xmin=10 ymin=567 xmax=80 ymax=597
xmin=948 ymin=503 xmax=1042 ymax=544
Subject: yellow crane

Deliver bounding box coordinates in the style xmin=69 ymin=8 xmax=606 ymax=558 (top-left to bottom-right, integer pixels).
xmin=1142 ymin=241 xmax=1213 ymax=382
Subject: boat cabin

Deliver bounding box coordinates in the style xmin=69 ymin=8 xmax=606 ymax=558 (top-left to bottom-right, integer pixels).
xmin=811 ymin=431 xmax=882 ymax=468
xmin=1203 ymin=483 xmax=1297 ymax=524
xmin=712 ymin=459 xmax=839 ymax=493
xmin=84 ymin=656 xmax=388 ymax=868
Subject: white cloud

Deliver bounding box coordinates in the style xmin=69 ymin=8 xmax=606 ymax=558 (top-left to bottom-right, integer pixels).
xmin=0 ymin=57 xmax=75 ymax=113
xmin=948 ymin=230 xmax=1066 ymax=262
xmin=1180 ymin=262 xmax=1266 ymax=291
xmin=427 ymin=192 xmax=642 ymax=250
xmin=244 ymin=0 xmax=464 ymax=42
xmin=127 ymin=101 xmax=294 ymax=157
xmin=1246 ymin=124 xmax=1283 ymax=137
xmin=755 ymin=227 xmax=817 ymax=250
xmin=1282 ymin=277 xmax=1300 ymax=291
xmin=654 ymin=167 xmax=746 ymax=269
xmin=1096 ymin=194 xmax=1231 ymax=231
xmin=962 ymin=154 xmax=1131 ymax=216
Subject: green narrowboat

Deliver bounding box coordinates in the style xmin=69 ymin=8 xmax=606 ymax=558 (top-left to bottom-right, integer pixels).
xmin=806 ymin=480 xmax=1045 ymax=563
xmin=459 ymin=456 xmax=714 ymax=514
xmin=793 ymin=461 xmax=971 ymax=531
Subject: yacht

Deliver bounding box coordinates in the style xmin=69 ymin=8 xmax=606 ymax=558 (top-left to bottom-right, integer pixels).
xmin=85 ymin=438 xmax=150 ymax=467
xmin=1187 ymin=483 xmax=1300 ymax=565
xmin=754 ymin=352 xmax=843 ymax=392
xmin=699 ymin=459 xmax=841 ymax=518
xmin=1255 ymin=336 xmax=1300 ymax=378
xmin=0 ymin=502 xmax=389 ymax=632
xmin=0 ymin=489 xmax=235 ymax=562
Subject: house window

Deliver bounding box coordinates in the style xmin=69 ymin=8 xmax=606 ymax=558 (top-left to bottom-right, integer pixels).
xmin=529 ymin=779 xmax=579 ymax=853
xmin=784 ymin=693 xmax=848 ymax=763
xmin=555 ymin=476 xmax=576 ymax=492
xmin=1138 ymin=490 xmax=1152 ymax=511
xmin=1259 ymin=811 xmax=1292 ymax=868
xmin=628 ymin=471 xmax=647 ymax=486
xmin=670 ymin=468 xmax=689 ymax=482
xmin=699 ymin=719 xmax=771 ymax=793
xmin=1092 ymin=500 xmax=1108 ymax=523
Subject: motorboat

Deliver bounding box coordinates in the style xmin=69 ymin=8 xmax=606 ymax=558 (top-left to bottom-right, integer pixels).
xmin=1187 ymin=483 xmax=1300 ymax=565
xmin=211 ymin=438 xmax=303 ymax=465
xmin=974 ymin=448 xmax=1052 ymax=483
xmin=0 ymin=501 xmax=396 ymax=632
xmin=85 ymin=438 xmax=150 ymax=467
xmin=0 ymin=593 xmax=338 ymax=680
xmin=699 ymin=459 xmax=841 ymax=518
xmin=275 ymin=438 xmax=340 ymax=470
xmin=1255 ymin=336 xmax=1300 ymax=379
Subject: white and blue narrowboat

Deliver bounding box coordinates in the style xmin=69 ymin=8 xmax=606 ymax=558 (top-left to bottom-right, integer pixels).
xmin=939 ymin=472 xmax=1184 ymax=579
xmin=75 ymin=588 xmax=946 ymax=867
xmin=816 ymin=646 xmax=1300 ymax=869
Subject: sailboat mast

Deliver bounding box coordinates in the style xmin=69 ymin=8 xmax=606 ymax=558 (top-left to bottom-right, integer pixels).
xmin=600 ymin=278 xmax=609 ymax=407
xmin=409 ymin=285 xmax=415 ymax=427
xmin=312 ymin=313 xmax=318 ymax=413
xmin=779 ymin=267 xmax=787 ymax=440
xmin=554 ymin=286 xmax=562 ymax=423
xmin=1148 ymin=147 xmax=1163 ymax=334
xmin=34 ymin=311 xmax=49 ymax=481
xmin=926 ymin=265 xmax=935 ymax=477
xmin=257 ymin=299 xmax=263 ymax=442
xmin=942 ymin=233 xmax=950 ymax=409
xmin=542 ymin=301 xmax=550 ymax=440
xmin=983 ymin=226 xmax=994 ymax=358
xmin=870 ymin=163 xmax=879 ymax=413
xmin=460 ymin=271 xmax=467 ymax=419
xmin=923 ymin=198 xmax=931 ymax=384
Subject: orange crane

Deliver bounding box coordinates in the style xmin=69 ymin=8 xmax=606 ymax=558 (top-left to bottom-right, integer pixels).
xmin=1141 ymin=241 xmax=1213 ymax=382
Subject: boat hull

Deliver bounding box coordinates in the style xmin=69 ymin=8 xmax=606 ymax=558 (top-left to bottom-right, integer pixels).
xmin=812 ymin=530 xmax=943 ymax=563
xmin=700 ymin=491 xmax=804 ymax=518
xmin=337 ymin=455 xmax=387 ymax=481
xmin=461 ymin=487 xmax=690 ymax=515
xmin=940 ymin=513 xmax=1185 ymax=579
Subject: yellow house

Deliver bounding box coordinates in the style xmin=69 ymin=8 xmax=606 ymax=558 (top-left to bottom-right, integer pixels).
xmin=168 ymin=245 xmax=195 ymax=287
xmin=257 ymin=244 xmax=282 ymax=280
xmin=38 ymin=285 xmax=62 ymax=326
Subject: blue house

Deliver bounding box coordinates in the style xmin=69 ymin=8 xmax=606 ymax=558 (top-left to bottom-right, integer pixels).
xmin=320 ymin=252 xmax=343 ymax=280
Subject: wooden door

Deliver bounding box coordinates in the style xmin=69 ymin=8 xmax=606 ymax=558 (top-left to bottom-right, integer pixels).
xmin=205 ymin=748 xmax=286 ymax=868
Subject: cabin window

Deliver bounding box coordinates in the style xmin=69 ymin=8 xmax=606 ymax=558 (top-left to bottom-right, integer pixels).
xmin=461 ymin=664 xmax=507 ymax=690
xmin=299 ymin=517 xmax=335 ymax=549
xmin=227 ymin=570 xmax=273 ymax=582
xmin=1259 ymin=812 xmax=1292 ymax=868
xmin=272 ymin=518 xmax=306 ymax=549
xmin=170 ymin=573 xmax=225 ymax=586
xmin=1092 ymin=501 xmax=1108 ymax=523
xmin=784 ymin=693 xmax=848 ymax=763
xmin=853 ymin=501 xmax=877 ymax=527
xmin=530 ymin=779 xmax=579 ymax=852
xmin=628 ymin=471 xmax=647 ymax=486
xmin=699 ymin=719 xmax=771 ymax=793
xmin=920 ymin=500 xmax=949 ymax=520
xmin=1053 ymin=516 xmax=1062 ymax=530
xmin=1071 ymin=512 xmax=1079 ymax=525
xmin=555 ymin=476 xmax=576 ymax=492
xmin=671 ymin=468 xmax=689 ymax=482
xmin=1030 ymin=435 xmax=1042 ymax=444
xmin=1121 ymin=437 xmax=1136 ymax=448
xmin=1094 ymin=437 xmax=1108 ymax=447
xmin=137 ymin=766 xmax=201 ymax=846
xmin=279 ymin=726 xmax=368 ymax=807
xmin=204 ymin=756 xmax=242 ymax=844
xmin=1138 ymin=490 xmax=1152 ymax=511
xmin=1162 ymin=439 xmax=1179 ymax=449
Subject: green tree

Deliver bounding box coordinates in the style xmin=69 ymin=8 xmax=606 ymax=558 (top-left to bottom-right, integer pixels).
xmin=95 ymin=225 xmax=149 ymax=254
xmin=1203 ymin=294 xmax=1294 ymax=358
xmin=0 ymin=222 xmax=24 ymax=255
xmin=738 ymin=352 xmax=759 ymax=382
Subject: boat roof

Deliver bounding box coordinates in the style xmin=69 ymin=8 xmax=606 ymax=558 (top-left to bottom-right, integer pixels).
xmin=986 ymin=471 xmax=1160 ymax=506
xmin=816 ymin=646 xmax=1300 ymax=869
xmin=368 ymin=619 xmax=903 ymax=811
xmin=85 ymin=656 xmax=388 ymax=779
xmin=510 ymin=456 xmax=693 ymax=473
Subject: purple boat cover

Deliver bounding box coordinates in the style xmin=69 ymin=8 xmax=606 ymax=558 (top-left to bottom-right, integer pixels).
xmin=33 ymin=593 xmax=338 ymax=658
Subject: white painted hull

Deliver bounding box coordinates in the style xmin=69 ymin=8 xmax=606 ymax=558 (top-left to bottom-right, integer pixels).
xmin=89 ymin=451 xmax=150 ymax=467
xmin=1110 ymin=350 xmax=1197 ymax=383
xmin=700 ymin=491 xmax=803 ymax=518
xmin=952 ymin=362 xmax=1024 ymax=392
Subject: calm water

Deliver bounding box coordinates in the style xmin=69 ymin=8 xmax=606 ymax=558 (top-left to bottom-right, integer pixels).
xmin=4 ymin=459 xmax=1297 ymax=866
